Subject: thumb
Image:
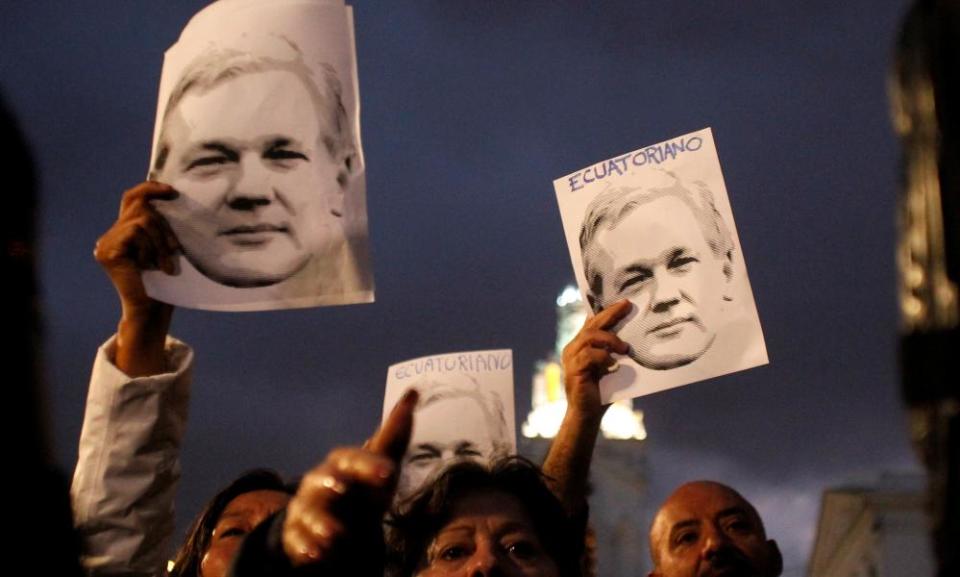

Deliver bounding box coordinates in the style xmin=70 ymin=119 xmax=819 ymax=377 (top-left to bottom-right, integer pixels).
xmin=367 ymin=388 xmax=418 ymax=463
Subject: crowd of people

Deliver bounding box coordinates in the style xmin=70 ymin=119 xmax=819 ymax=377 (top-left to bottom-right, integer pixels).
xmin=10 ymin=0 xmax=955 ymax=575
xmin=0 ymin=37 xmax=784 ymax=577
xmin=2 ymin=5 xmax=782 ymax=574
xmin=0 ymin=48 xmax=782 ymax=577
xmin=59 ymin=176 xmax=784 ymax=577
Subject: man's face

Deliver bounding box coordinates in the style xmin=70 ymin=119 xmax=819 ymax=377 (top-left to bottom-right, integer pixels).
xmin=399 ymin=396 xmax=496 ymax=499
xmin=590 ymin=195 xmax=730 ymax=370
xmin=155 ymin=69 xmax=346 ymax=287
xmin=649 ymin=482 xmax=781 ymax=577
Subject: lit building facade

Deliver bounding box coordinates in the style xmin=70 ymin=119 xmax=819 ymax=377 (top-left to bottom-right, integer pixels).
xmin=808 ymin=474 xmax=934 ymax=577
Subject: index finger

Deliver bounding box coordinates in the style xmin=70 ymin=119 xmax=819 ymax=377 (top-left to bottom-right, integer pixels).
xmin=119 ymin=182 xmax=178 ymax=214
xmin=367 ymin=388 xmax=418 ymax=463
xmin=587 ymin=299 xmax=633 ymax=331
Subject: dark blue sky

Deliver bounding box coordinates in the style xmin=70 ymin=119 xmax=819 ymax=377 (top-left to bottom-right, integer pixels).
xmin=2 ymin=1 xmax=918 ymax=572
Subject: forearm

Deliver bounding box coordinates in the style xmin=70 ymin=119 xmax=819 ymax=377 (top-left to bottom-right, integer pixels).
xmin=115 ymin=301 xmax=173 ymax=377
xmin=548 ymin=300 xmax=630 ymax=517
xmin=542 ymin=406 xmax=603 ymax=515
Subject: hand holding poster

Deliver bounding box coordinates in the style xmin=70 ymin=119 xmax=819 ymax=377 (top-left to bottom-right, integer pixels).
xmin=555 ymin=128 xmax=768 ymax=403
xmin=382 ymin=350 xmax=516 ymax=501
xmin=142 ymin=0 xmax=373 ymax=311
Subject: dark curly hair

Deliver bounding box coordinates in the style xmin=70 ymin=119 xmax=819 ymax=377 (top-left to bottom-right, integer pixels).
xmin=386 ymin=457 xmax=583 ymax=577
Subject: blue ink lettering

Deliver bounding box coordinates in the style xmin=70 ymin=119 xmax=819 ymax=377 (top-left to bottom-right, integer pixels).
xmin=569 ymin=135 xmax=705 ymax=190
xmin=608 ymin=159 xmax=623 ymax=177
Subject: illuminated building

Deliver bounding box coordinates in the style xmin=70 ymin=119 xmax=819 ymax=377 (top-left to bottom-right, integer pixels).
xmin=809 ymin=474 xmax=933 ymax=577
xmin=522 ymin=286 xmax=646 ymax=441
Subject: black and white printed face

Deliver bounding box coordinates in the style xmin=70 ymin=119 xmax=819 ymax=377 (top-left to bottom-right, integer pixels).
xmin=155 ymin=68 xmax=345 ymax=288
xmin=399 ymin=395 xmax=498 ymax=500
xmin=594 ymin=196 xmax=730 ymax=370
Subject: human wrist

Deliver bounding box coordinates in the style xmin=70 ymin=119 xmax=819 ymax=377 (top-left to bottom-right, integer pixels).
xmin=120 ymin=290 xmax=168 ymax=315
xmin=115 ymin=301 xmax=173 ymax=376
xmin=120 ymin=299 xmax=172 ymax=332
xmin=563 ymin=401 xmax=605 ymax=429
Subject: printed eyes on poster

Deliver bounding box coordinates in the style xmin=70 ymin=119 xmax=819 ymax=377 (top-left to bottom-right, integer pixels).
xmin=141 ymin=0 xmax=374 ymax=311
xmin=554 ymin=127 xmax=768 ymax=404
xmin=382 ymin=350 xmax=517 ymax=501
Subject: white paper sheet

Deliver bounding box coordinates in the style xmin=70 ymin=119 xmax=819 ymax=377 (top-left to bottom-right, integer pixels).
xmin=382 ymin=349 xmax=516 ymax=500
xmin=141 ymin=0 xmax=373 ymax=311
xmin=554 ymin=128 xmax=768 ymax=403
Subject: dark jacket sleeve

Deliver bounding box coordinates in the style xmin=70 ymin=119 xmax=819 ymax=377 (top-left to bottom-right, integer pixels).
xmin=228 ymin=510 xmax=295 ymax=577
xmin=229 ymin=508 xmax=387 ymax=577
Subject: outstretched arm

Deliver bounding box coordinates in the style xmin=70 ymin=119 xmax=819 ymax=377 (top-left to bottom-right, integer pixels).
xmin=542 ymin=300 xmax=631 ymax=515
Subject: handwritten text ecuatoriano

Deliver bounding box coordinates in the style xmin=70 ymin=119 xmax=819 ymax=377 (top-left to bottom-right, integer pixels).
xmin=394 ymin=351 xmax=512 ymax=380
xmin=567 ymin=135 xmax=703 ymax=192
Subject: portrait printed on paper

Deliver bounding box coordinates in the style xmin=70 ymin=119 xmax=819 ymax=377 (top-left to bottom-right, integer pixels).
xmin=142 ymin=0 xmax=373 ymax=311
xmin=383 ymin=350 xmax=516 ymax=501
xmin=555 ymin=128 xmax=768 ymax=402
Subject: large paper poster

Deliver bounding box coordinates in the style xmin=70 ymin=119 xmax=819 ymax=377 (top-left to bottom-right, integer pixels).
xmin=141 ymin=0 xmax=373 ymax=311
xmin=555 ymin=128 xmax=768 ymax=403
xmin=382 ymin=350 xmax=516 ymax=501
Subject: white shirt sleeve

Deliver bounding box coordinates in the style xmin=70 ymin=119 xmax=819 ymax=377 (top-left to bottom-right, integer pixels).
xmin=71 ymin=335 xmax=194 ymax=577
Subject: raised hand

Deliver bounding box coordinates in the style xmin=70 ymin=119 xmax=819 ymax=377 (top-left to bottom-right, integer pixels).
xmin=94 ymin=181 xmax=179 ymax=376
xmin=282 ymin=389 xmax=418 ymax=572
xmin=544 ymin=300 xmax=631 ymax=515
xmin=560 ymin=299 xmax=631 ymax=418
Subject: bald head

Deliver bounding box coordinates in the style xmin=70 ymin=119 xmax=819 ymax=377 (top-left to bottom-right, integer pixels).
xmin=648 ymin=481 xmax=781 ymax=577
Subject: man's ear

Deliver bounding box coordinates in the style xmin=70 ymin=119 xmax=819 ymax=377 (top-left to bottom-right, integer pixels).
xmin=721 ymin=249 xmax=735 ymax=302
xmin=766 ymin=539 xmax=783 ymax=577
xmin=330 ymin=148 xmax=358 ymax=218
xmin=336 ymin=147 xmax=358 ymax=186
xmin=586 ymin=292 xmax=599 ymax=313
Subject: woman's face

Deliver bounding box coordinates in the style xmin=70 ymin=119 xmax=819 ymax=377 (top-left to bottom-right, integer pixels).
xmin=200 ymin=489 xmax=291 ymax=577
xmin=416 ymin=490 xmax=560 ymax=577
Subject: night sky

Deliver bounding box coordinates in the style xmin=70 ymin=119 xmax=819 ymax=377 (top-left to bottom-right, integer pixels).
xmin=2 ymin=1 xmax=920 ymax=574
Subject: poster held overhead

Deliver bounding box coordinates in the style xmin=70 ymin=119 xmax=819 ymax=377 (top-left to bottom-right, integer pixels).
xmin=555 ymin=128 xmax=768 ymax=403
xmin=382 ymin=350 xmax=516 ymax=501
xmin=142 ymin=0 xmax=373 ymax=311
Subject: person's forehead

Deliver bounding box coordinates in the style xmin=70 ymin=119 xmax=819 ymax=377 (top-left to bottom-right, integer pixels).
xmin=419 ymin=392 xmax=489 ymax=420
xmin=413 ymin=397 xmax=492 ymax=441
xmin=443 ymin=490 xmax=536 ymax=532
xmin=594 ymin=195 xmax=709 ymax=262
xmin=195 ymin=65 xmax=316 ymax=101
xmin=166 ymin=69 xmax=323 ymax=144
xmin=658 ymin=483 xmax=757 ymax=529
xmin=618 ymin=195 xmax=702 ymax=235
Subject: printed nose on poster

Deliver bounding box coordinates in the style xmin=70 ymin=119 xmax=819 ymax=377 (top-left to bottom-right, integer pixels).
xmin=651 ymin=268 xmax=683 ymax=308
xmin=228 ymin=154 xmax=276 ymax=206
